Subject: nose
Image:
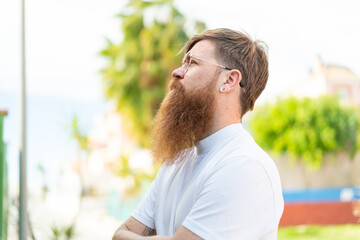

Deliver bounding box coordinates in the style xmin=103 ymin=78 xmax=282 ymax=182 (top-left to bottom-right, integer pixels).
xmin=172 ymin=65 xmax=186 ymax=79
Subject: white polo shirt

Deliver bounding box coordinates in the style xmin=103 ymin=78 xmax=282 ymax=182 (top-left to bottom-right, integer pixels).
xmin=132 ymin=123 xmax=284 ymax=240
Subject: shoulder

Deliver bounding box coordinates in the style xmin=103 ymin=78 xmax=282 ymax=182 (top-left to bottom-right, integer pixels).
xmin=220 ymin=137 xmax=282 ymax=193
xmin=219 ymin=126 xmax=280 ymax=181
xmin=208 ymin=155 xmax=272 ymax=190
xmin=207 ymin=128 xmax=284 ymax=205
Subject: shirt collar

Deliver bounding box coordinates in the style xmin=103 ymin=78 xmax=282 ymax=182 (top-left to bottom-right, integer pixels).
xmin=196 ymin=123 xmax=243 ymax=156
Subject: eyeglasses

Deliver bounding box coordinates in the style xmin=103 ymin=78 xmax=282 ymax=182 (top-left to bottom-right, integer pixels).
xmin=181 ymin=52 xmax=244 ymax=87
xmin=182 ymin=52 xmax=231 ymax=73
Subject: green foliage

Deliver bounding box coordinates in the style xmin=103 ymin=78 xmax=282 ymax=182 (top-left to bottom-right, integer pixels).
xmin=356 ymin=109 xmax=360 ymax=151
xmin=69 ymin=115 xmax=89 ymax=152
xmin=0 ymin=113 xmax=8 ymax=240
xmin=278 ymin=225 xmax=360 ymax=240
xmin=50 ymin=225 xmax=76 ymax=240
xmin=101 ymin=0 xmax=205 ymax=147
xmin=115 ymin=155 xmax=160 ymax=198
xmin=50 ymin=225 xmax=62 ymax=240
xmin=64 ymin=225 xmax=75 ymax=240
xmin=250 ymin=96 xmax=358 ymax=169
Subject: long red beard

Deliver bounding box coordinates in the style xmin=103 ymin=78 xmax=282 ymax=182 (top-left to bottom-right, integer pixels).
xmin=151 ymin=79 xmax=217 ymax=165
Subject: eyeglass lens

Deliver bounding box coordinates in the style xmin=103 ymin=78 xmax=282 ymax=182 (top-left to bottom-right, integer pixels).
xmin=182 ymin=53 xmax=191 ymax=73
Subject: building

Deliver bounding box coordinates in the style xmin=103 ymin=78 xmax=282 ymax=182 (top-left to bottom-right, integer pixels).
xmin=289 ymin=56 xmax=360 ymax=106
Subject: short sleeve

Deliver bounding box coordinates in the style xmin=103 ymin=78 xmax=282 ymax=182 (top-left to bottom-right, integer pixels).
xmin=131 ymin=175 xmax=158 ymax=229
xmin=182 ymin=158 xmax=279 ymax=240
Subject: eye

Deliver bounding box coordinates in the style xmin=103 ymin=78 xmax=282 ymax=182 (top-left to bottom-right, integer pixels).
xmin=182 ymin=56 xmax=191 ymax=65
xmin=189 ymin=59 xmax=197 ymax=65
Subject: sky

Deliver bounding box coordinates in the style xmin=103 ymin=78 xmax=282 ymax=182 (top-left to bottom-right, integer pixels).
xmin=0 ymin=0 xmax=123 ymax=101
xmin=0 ymin=0 xmax=360 ymax=189
xmin=1 ymin=0 xmax=359 ymax=102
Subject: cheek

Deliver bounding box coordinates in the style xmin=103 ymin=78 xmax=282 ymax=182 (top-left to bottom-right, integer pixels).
xmin=183 ymin=70 xmax=215 ymax=91
xmin=181 ymin=76 xmax=196 ymax=91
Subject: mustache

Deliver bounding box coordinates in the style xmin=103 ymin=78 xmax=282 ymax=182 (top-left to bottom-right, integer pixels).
xmin=169 ymin=79 xmax=184 ymax=91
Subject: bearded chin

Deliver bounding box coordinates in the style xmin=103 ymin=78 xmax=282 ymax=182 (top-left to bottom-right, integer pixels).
xmin=151 ymin=79 xmax=216 ymax=165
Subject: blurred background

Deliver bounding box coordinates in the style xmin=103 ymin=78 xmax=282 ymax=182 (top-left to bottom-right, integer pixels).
xmin=1 ymin=0 xmax=360 ymax=239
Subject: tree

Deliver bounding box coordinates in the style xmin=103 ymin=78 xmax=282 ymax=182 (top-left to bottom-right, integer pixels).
xmin=249 ymin=96 xmax=358 ymax=169
xmin=101 ymin=0 xmax=205 ymax=147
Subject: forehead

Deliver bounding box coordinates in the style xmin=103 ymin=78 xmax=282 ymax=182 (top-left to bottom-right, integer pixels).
xmin=187 ymin=40 xmax=217 ymax=61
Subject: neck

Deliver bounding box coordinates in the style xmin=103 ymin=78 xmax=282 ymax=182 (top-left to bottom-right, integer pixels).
xmin=202 ymin=108 xmax=241 ymax=139
xmin=201 ymin=89 xmax=243 ymax=140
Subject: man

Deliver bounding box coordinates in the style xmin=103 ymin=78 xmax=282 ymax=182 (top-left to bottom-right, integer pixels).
xmin=113 ymin=28 xmax=284 ymax=240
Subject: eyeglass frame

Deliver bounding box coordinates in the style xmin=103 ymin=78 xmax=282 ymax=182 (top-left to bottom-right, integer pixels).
xmin=181 ymin=52 xmax=244 ymax=88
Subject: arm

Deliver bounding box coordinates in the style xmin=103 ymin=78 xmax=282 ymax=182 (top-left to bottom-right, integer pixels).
xmin=172 ymin=226 xmax=203 ymax=240
xmin=112 ymin=217 xmax=202 ymax=240
xmin=112 ymin=216 xmax=156 ymax=240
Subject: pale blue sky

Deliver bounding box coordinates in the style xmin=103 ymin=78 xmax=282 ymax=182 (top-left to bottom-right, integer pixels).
xmin=1 ymin=0 xmax=359 ymax=102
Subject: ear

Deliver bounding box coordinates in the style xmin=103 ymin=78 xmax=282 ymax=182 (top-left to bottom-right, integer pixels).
xmin=220 ymin=69 xmax=242 ymax=93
